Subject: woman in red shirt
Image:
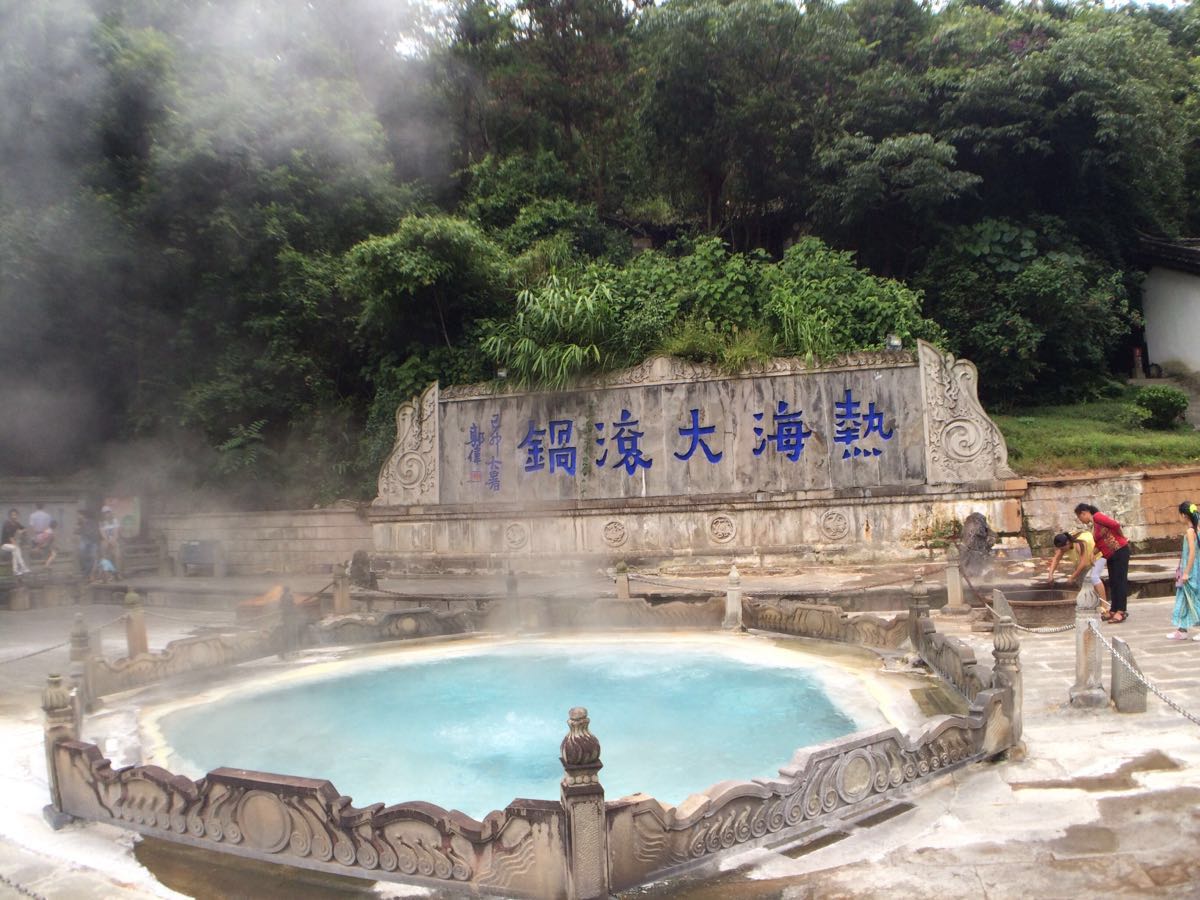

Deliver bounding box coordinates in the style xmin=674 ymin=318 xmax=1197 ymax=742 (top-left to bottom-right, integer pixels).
xmin=1074 ymin=504 xmax=1132 ymax=623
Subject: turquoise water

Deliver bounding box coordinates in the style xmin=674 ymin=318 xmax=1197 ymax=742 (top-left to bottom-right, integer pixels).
xmin=160 ymin=641 xmax=859 ymax=819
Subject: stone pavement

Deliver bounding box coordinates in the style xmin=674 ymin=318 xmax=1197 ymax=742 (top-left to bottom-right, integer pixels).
xmin=0 ymin=578 xmax=1198 ymax=897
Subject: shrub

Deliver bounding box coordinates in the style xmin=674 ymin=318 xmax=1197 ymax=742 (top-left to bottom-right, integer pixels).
xmin=1115 ymin=404 xmax=1152 ymax=431
xmin=479 ymin=276 xmax=617 ymax=388
xmin=1135 ymin=386 xmax=1189 ymax=429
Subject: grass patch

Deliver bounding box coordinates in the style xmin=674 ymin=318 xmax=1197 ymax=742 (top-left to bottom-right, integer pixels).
xmin=993 ymin=387 xmax=1200 ymax=475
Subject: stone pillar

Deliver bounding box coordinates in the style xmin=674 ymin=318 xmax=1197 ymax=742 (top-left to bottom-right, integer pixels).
xmin=69 ymin=613 xmax=91 ymax=663
xmin=908 ymin=574 xmax=930 ymax=650
xmin=991 ymin=616 xmax=1023 ymax=751
xmin=332 ymin=571 xmax=352 ymax=615
xmin=1069 ymin=584 xmax=1107 ymax=708
xmin=9 ymin=581 xmax=31 ymax=611
xmin=724 ymin=565 xmax=743 ymax=630
xmin=560 ymin=707 xmax=609 ymax=900
xmin=1109 ymin=637 xmax=1148 ymax=713
xmin=123 ymin=590 xmax=148 ymax=659
xmin=42 ymin=673 xmax=77 ymax=828
xmin=942 ymin=546 xmax=968 ymax=615
xmin=278 ymin=587 xmax=299 ymax=658
xmin=614 ymin=562 xmax=630 ymax=601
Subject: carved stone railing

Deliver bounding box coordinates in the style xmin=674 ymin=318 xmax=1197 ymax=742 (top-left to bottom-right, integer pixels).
xmin=85 ymin=629 xmax=277 ymax=698
xmin=309 ymin=608 xmax=473 ymax=646
xmin=46 ymin=738 xmax=569 ymax=898
xmin=908 ymin=574 xmax=995 ymax=702
xmin=43 ymin=601 xmax=1022 ymax=899
xmin=605 ymin=704 xmax=1001 ymax=891
xmin=743 ymin=599 xmax=908 ymax=649
xmin=42 ymin=578 xmax=1022 ymax=898
xmin=75 ymin=602 xmax=475 ymax=700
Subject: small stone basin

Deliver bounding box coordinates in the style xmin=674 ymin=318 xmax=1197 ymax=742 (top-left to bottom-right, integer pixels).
xmin=999 ymin=587 xmax=1078 ymax=628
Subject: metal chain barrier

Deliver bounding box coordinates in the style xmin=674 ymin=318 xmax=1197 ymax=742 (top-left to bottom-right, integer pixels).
xmin=626 ymin=573 xmax=723 ymax=592
xmin=0 ymin=638 xmax=70 ymax=666
xmin=956 ymin=552 xmax=1077 ymax=635
xmin=981 ymin=596 xmax=1077 ymax=635
xmin=141 ymin=608 xmax=233 ymax=625
xmin=1087 ymin=620 xmax=1200 ymax=728
xmin=0 ymin=614 xmax=127 ymax=666
xmin=140 ymin=580 xmax=338 ymax=625
xmin=0 ymin=871 xmax=47 ymax=900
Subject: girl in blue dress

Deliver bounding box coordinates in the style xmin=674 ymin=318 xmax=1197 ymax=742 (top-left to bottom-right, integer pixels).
xmin=1168 ymin=501 xmax=1200 ymax=641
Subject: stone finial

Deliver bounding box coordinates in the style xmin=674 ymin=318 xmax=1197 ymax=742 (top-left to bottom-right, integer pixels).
xmin=909 ymin=573 xmax=929 ymax=614
xmin=560 ymin=707 xmax=604 ymax=795
xmin=561 ymin=707 xmax=601 ymax=768
xmin=123 ymin=589 xmax=141 ymax=608
xmin=41 ymin=674 xmax=71 ymax=715
xmin=992 ymin=616 xmax=1020 ymax=658
xmin=728 ymin=564 xmax=740 ymax=586
xmin=1075 ymin=583 xmax=1100 ymax=612
xmin=558 ymin=707 xmax=609 ymax=900
xmin=69 ymin=613 xmax=91 ymax=662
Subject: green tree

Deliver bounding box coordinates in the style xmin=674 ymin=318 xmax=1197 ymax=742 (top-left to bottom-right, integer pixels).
xmin=810 ymin=132 xmax=981 ymax=276
xmin=343 ymin=215 xmax=511 ymax=353
xmin=918 ymin=218 xmax=1135 ymax=401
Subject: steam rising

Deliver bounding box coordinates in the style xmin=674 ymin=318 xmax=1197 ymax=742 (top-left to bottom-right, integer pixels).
xmin=0 ymin=0 xmax=445 ymax=494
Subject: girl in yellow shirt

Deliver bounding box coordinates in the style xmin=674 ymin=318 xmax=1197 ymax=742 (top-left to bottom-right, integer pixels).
xmin=1047 ymin=531 xmax=1108 ymax=608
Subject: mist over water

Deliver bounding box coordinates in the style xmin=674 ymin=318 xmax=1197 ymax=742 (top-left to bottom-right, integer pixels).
xmin=160 ymin=641 xmax=860 ymax=819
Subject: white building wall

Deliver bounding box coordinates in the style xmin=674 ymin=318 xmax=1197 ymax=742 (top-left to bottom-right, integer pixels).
xmin=1143 ymin=266 xmax=1200 ymax=374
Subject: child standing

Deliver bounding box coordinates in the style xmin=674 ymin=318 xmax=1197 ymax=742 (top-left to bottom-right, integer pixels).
xmin=1168 ymin=501 xmax=1200 ymax=641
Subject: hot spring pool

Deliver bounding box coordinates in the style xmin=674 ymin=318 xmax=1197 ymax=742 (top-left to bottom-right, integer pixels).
xmin=155 ymin=638 xmax=871 ymax=820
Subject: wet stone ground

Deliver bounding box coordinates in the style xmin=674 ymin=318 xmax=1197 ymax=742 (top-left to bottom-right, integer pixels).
xmin=0 ymin=583 xmax=1198 ymax=898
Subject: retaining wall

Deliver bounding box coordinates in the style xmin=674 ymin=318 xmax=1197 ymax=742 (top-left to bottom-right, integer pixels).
xmin=1023 ymin=466 xmax=1200 ymax=551
xmin=147 ymin=466 xmax=1200 ymax=575
xmin=153 ymin=509 xmax=373 ymax=575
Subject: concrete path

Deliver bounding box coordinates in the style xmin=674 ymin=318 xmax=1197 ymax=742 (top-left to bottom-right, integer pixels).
xmin=0 ymin=582 xmax=1198 ymax=897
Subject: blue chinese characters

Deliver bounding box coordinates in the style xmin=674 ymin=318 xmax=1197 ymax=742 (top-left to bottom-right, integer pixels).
xmin=833 ymin=388 xmax=893 ymax=460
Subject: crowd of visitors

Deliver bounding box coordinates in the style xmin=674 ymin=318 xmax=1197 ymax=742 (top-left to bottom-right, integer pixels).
xmin=0 ymin=503 xmax=122 ymax=582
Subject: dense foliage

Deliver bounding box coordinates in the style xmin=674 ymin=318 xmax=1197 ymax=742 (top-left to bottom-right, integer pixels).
xmin=2 ymin=0 xmax=1199 ymax=504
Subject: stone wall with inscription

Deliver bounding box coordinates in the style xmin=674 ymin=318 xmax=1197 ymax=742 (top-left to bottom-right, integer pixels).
xmin=371 ymin=342 xmax=1022 ymax=567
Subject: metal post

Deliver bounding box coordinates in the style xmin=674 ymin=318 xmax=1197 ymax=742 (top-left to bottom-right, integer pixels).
xmin=123 ymin=590 xmax=148 ymax=658
xmin=332 ymin=571 xmax=352 ymax=615
xmin=278 ymin=587 xmax=298 ymax=658
xmin=1110 ymin=637 xmax=1148 ymax=713
xmin=724 ymin=564 xmax=743 ymax=630
xmin=559 ymin=707 xmax=609 ymax=900
xmin=1069 ymin=584 xmax=1107 ymax=708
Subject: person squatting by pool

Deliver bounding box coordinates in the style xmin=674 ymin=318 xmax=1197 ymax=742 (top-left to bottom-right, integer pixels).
xmin=1168 ymin=501 xmax=1200 ymax=642
xmin=1046 ymin=530 xmax=1108 ymax=613
xmin=1074 ymin=503 xmax=1131 ymax=624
